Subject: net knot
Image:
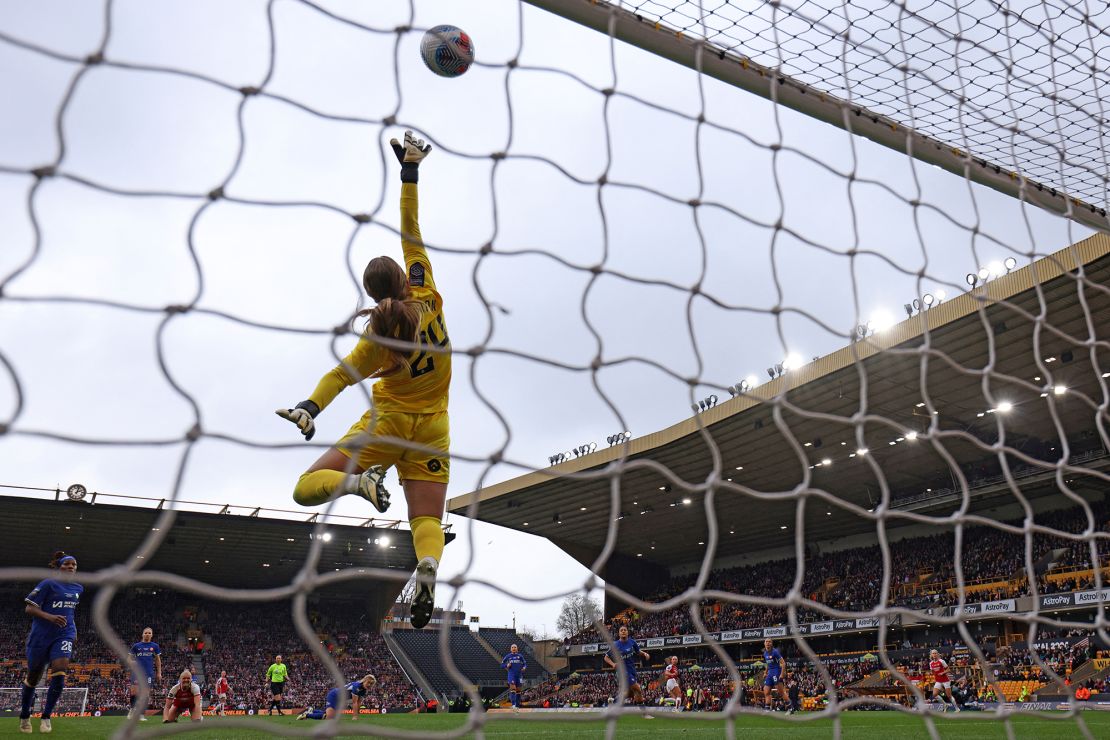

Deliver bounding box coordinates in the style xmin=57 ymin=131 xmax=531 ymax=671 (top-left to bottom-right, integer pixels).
xmin=239 ymin=85 xmax=261 ymax=97
xmin=207 ymin=186 xmax=224 ymax=201
xmin=85 ymin=52 xmax=104 ymax=65
xmin=185 ymin=423 xmax=202 ymax=441
xmin=490 ymin=151 xmax=506 ymax=161
xmin=688 ymin=198 xmax=701 ymax=207
xmin=332 ymin=323 xmax=348 ymax=336
xmin=601 ymin=87 xmax=614 ymax=97
xmin=507 ymin=58 xmax=519 ymax=69
xmin=31 ymin=165 xmax=56 ymax=179
xmin=597 ymin=174 xmax=608 ymax=186
xmin=352 ymin=213 xmax=371 ymax=224
xmin=164 ymin=304 xmax=190 ymax=315
xmin=480 ymin=242 xmax=493 ymax=255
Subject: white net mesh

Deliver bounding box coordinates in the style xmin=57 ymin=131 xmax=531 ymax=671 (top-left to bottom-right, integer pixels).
xmin=0 ymin=687 xmax=88 ymax=716
xmin=0 ymin=0 xmax=1109 ymax=737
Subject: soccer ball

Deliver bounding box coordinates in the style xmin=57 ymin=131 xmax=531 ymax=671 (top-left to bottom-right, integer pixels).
xmin=420 ymin=25 xmax=474 ymax=78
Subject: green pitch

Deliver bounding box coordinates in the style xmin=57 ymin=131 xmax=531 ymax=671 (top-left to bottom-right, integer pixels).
xmin=2 ymin=711 xmax=1108 ymax=738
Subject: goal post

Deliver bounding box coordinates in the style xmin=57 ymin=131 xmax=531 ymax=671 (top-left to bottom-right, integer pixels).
xmin=0 ymin=687 xmax=89 ymax=716
xmin=521 ymin=0 xmax=1110 ymax=233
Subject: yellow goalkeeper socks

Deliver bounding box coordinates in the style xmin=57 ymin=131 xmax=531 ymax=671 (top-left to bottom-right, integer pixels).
xmin=292 ymin=469 xmax=349 ymax=506
xmin=410 ymin=516 xmax=444 ymax=564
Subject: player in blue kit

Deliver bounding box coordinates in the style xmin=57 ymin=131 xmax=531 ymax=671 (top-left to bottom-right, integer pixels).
xmin=19 ymin=550 xmax=83 ymax=735
xmin=297 ymin=675 xmax=376 ymax=721
xmin=761 ymin=638 xmax=791 ymax=713
xmin=128 ymin=627 xmax=162 ymax=721
xmin=501 ymin=644 xmax=527 ymax=709
xmin=603 ymin=625 xmax=651 ymax=704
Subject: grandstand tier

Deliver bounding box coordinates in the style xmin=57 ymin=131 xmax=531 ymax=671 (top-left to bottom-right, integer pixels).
xmin=448 ymin=235 xmax=1110 ymax=614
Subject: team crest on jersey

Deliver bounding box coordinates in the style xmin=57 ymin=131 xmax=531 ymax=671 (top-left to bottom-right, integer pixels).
xmin=427 ymin=458 xmax=442 ymax=472
xmin=409 ymin=263 xmax=425 ymax=287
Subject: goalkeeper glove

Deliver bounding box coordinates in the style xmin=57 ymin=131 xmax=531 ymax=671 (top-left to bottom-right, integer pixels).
xmin=276 ymin=400 xmax=320 ymax=441
xmin=389 ymin=130 xmax=432 ymax=183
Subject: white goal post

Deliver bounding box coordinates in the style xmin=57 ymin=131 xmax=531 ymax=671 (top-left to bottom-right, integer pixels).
xmin=0 ymin=687 xmax=89 ymax=716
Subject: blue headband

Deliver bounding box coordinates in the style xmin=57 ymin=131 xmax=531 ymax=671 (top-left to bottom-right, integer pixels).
xmin=59 ymin=556 xmax=76 ymax=564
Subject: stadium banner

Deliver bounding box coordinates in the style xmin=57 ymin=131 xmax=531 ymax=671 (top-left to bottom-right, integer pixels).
xmin=1038 ymin=593 xmax=1075 ymax=609
xmin=645 ymin=638 xmax=666 ymax=648
xmin=742 ymin=629 xmax=763 ymax=639
xmin=1075 ymin=588 xmax=1110 ymax=605
xmin=834 ymin=620 xmax=856 ymax=631
xmin=855 ymin=617 xmax=879 ymax=628
xmin=682 ymin=634 xmax=703 ymax=644
xmin=664 ymin=636 xmax=683 ymax=646
xmin=581 ymin=643 xmax=600 ymax=654
xmin=951 ymin=599 xmax=1015 ymax=616
xmin=809 ymin=621 xmax=834 ymax=633
xmin=790 ymin=624 xmax=809 ymax=635
xmin=763 ymin=626 xmax=786 ymax=637
xmin=720 ymin=630 xmax=743 ymax=641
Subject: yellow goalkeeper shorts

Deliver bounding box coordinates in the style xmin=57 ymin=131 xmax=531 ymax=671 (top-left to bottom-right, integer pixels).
xmin=336 ymin=408 xmax=450 ymax=484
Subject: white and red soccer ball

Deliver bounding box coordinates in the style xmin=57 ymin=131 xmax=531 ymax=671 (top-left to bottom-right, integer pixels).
xmin=420 ymin=25 xmax=474 ymax=78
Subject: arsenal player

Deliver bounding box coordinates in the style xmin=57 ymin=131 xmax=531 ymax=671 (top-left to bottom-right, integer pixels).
xmin=663 ymin=656 xmax=683 ymax=710
xmin=162 ymin=670 xmax=203 ymax=723
xmin=928 ymin=649 xmax=960 ymax=712
xmin=214 ymin=670 xmax=231 ymax=716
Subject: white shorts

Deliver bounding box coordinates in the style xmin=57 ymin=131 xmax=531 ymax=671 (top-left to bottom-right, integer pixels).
xmin=933 ymin=681 xmax=951 ymax=691
xmin=665 ymin=679 xmax=679 ymax=693
xmin=217 ymin=693 xmax=227 ymax=702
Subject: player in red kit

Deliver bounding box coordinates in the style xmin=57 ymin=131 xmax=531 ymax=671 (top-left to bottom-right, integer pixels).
xmin=928 ymin=649 xmax=960 ymax=712
xmin=214 ymin=671 xmax=230 ymax=716
xmin=663 ymin=656 xmax=683 ymax=710
xmin=162 ymin=670 xmax=203 ymax=723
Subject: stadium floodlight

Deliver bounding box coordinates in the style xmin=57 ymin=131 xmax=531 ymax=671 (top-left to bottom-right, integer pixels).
xmin=379 ymin=536 xmax=390 ymax=547
xmin=988 ymin=260 xmax=1005 ymax=277
xmin=321 ymin=532 xmax=332 ymax=542
xmin=903 ymin=303 xmax=913 ymax=317
xmin=745 ymin=374 xmax=759 ymax=389
xmin=966 ymin=273 xmax=978 ymax=287
xmin=783 ymin=353 xmax=803 ymax=370
xmin=935 ymin=289 xmax=947 ymax=301
xmin=978 ymin=267 xmax=990 ymax=281
xmin=996 ymin=401 xmax=1014 ymax=413
xmin=905 ymin=431 xmax=918 ymax=441
xmin=869 ymin=309 xmax=894 ymax=332
xmin=1004 ymin=256 xmax=1018 ymax=271
xmin=681 ymin=497 xmax=692 ymax=505
xmin=821 ymin=458 xmax=832 ymax=466
xmin=922 ymin=293 xmax=935 ymax=307
xmin=1054 ymin=385 xmax=1068 ymax=395
xmin=856 ymin=448 xmax=868 ymax=456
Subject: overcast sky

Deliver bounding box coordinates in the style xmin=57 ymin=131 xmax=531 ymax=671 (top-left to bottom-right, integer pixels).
xmin=0 ymin=0 xmax=1094 ymax=636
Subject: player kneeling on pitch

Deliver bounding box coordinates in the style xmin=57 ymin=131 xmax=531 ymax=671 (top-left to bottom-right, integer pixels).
xmin=163 ymin=670 xmax=202 ymax=723
xmin=297 ymin=675 xmax=375 ymax=721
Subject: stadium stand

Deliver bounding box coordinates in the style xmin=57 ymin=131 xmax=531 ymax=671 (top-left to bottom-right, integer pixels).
xmin=567 ymin=498 xmax=1110 ymax=645
xmin=0 ymin=589 xmax=420 ymax=712
xmin=389 ymin=627 xmax=506 ymax=698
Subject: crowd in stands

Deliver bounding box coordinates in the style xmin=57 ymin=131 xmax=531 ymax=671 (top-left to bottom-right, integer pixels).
xmin=570 ymin=500 xmax=1110 ymax=644
xmin=0 ymin=589 xmax=420 ymax=713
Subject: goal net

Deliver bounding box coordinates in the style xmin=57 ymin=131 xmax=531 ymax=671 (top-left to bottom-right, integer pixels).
xmin=0 ymin=687 xmax=89 ymax=717
xmin=1 ymin=0 xmax=1109 ymax=736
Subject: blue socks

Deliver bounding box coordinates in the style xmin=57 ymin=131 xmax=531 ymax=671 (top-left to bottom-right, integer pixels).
xmin=20 ymin=682 xmax=35 ymax=719
xmin=306 ymin=709 xmax=326 ymax=720
xmin=42 ymin=673 xmax=65 ymax=719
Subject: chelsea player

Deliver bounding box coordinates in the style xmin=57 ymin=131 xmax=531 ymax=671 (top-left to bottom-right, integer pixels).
xmin=297 ymin=675 xmax=376 ymax=721
xmin=603 ymin=625 xmax=651 ymax=705
xmin=278 ymin=130 xmax=451 ymax=630
xmin=762 ymin=639 xmax=791 ymax=712
xmin=128 ymin=627 xmax=162 ymax=721
xmin=501 ymin=644 xmax=527 ymax=709
xmin=19 ymin=550 xmax=83 ymax=735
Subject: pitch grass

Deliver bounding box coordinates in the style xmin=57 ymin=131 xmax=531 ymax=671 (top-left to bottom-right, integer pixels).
xmin=2 ymin=711 xmax=1108 ymax=738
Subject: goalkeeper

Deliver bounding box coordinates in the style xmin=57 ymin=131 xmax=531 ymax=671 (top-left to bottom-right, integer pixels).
xmin=277 ymin=131 xmax=450 ymax=629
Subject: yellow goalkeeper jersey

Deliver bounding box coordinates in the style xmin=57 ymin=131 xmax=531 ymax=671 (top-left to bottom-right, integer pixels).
xmin=307 ymin=183 xmax=451 ymax=415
